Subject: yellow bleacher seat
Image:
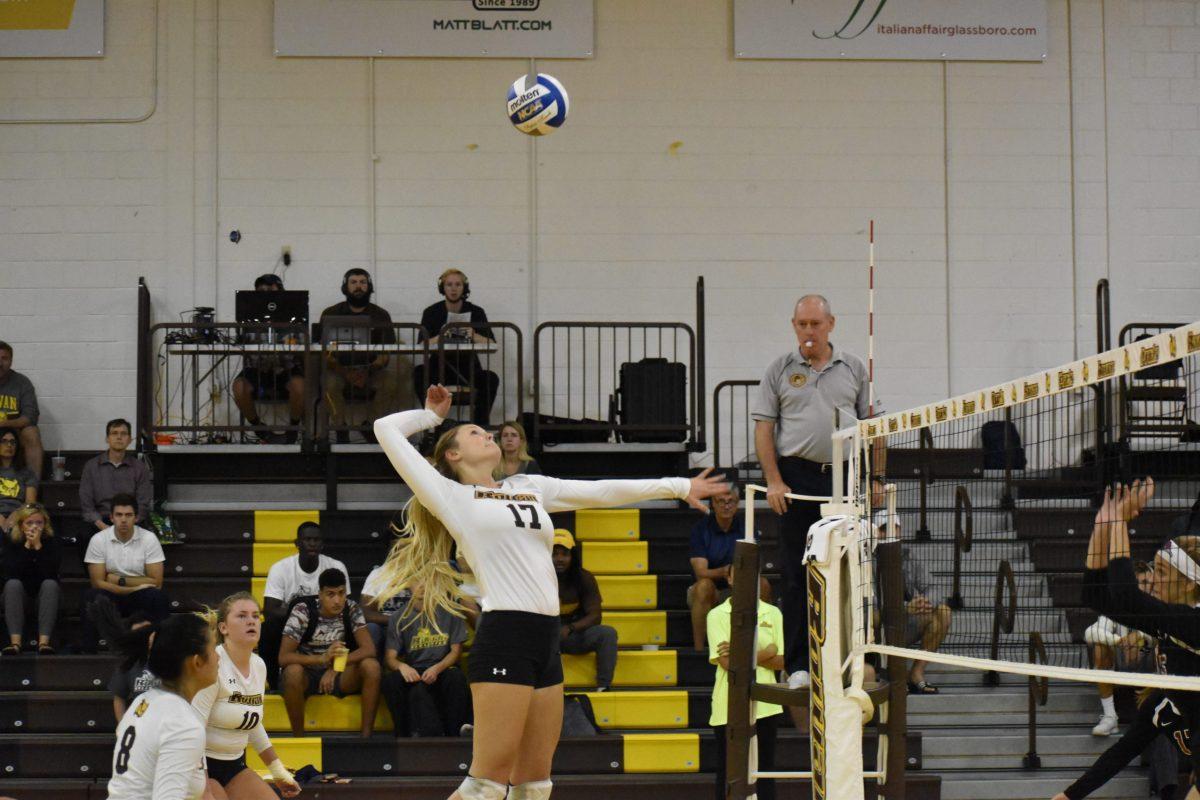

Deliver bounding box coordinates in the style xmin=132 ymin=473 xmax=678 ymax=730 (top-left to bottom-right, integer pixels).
xmin=247 ymin=736 xmax=322 ymax=772
xmin=581 ymin=541 xmax=648 ymax=575
xmin=264 ymin=694 xmax=393 ymax=733
xmin=254 ymin=510 xmax=319 ymax=543
xmin=583 ymin=690 xmax=688 ymax=729
xmin=596 ymin=575 xmax=656 ymax=609
xmin=563 ymin=650 xmax=676 ymax=687
xmin=623 ymin=733 xmax=700 ymax=773
xmin=603 ymin=611 xmax=667 ymax=646
xmin=575 ymin=509 xmax=640 ymax=541
xmin=251 ymin=577 xmax=267 ymax=605
xmin=253 ymin=543 xmax=296 ymax=577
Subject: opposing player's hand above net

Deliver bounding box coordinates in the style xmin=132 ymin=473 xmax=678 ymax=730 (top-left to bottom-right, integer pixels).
xmin=685 ymin=467 xmax=730 ymax=513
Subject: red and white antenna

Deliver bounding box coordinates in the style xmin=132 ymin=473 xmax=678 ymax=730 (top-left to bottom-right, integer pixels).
xmin=868 ymin=219 xmax=876 ymax=418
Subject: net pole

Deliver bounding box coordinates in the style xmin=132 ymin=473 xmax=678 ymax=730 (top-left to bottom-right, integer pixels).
xmin=868 ymin=219 xmax=875 ymax=418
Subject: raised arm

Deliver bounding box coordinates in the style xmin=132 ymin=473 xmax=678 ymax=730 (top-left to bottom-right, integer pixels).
xmin=530 ymin=468 xmax=728 ymax=514
xmin=373 ymin=390 xmax=460 ymax=525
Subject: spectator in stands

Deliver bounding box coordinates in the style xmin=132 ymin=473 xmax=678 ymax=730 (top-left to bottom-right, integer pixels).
xmin=105 ymin=614 xmax=159 ymax=722
xmin=79 ymin=493 xmax=170 ymax=653
xmin=260 ymin=521 xmax=351 ymax=688
xmin=319 ymin=268 xmax=404 ymax=442
xmin=361 ymin=561 xmax=411 ymax=656
xmin=752 ymin=295 xmax=884 ymax=691
xmin=3 ymin=503 xmax=60 ymax=654
xmin=1088 ymin=561 xmax=1156 ymax=736
xmin=687 ymin=483 xmax=772 ymax=652
xmin=0 ymin=430 xmax=37 ymax=533
xmin=231 ymin=273 xmax=306 ymax=444
xmin=0 ymin=341 xmax=44 ymax=479
xmin=875 ymin=512 xmax=951 ymax=694
xmin=380 ymin=581 xmax=472 ymax=737
xmin=553 ymin=529 xmax=618 ymax=692
xmin=495 ymin=420 xmax=541 ymax=478
xmin=708 ymin=562 xmax=783 ymax=800
xmin=415 ymin=269 xmax=499 ymax=426
xmin=78 ymin=419 xmax=152 ymax=532
xmin=279 ymin=568 xmax=381 ymax=738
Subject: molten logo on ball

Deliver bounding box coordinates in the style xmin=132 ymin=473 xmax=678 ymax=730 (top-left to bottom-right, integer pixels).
xmin=507 ymin=73 xmax=569 ymax=136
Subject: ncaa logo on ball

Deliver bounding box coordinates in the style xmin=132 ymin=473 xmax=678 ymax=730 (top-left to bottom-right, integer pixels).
xmin=507 ymin=73 xmax=569 ymax=136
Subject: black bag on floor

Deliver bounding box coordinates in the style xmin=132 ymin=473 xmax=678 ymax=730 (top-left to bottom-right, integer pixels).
xmin=561 ymin=694 xmax=600 ymax=736
xmin=617 ymin=357 xmax=687 ymax=443
xmin=981 ymin=420 xmax=1026 ymax=470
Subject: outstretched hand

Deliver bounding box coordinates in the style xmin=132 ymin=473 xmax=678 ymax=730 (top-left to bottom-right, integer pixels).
xmin=685 ymin=468 xmax=730 ymax=513
xmin=425 ymin=384 xmax=453 ymax=419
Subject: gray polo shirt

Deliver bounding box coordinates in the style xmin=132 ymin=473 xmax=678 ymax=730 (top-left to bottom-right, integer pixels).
xmin=750 ymin=344 xmax=877 ymax=463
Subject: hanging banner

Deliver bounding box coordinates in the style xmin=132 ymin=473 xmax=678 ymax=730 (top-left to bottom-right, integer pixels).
xmin=274 ymin=0 xmax=594 ymax=58
xmin=0 ymin=0 xmax=104 ymax=57
xmin=735 ymin=0 xmax=1046 ymax=61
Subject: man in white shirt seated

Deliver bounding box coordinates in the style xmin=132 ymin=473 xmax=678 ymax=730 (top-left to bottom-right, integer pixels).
xmin=79 ymin=493 xmax=170 ymax=653
xmin=259 ymin=521 xmax=351 ymax=688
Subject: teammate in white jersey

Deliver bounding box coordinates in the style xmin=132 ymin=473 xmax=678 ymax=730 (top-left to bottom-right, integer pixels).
xmin=194 ymin=592 xmax=300 ymax=799
xmin=373 ymin=385 xmax=727 ymax=800
xmin=107 ymin=612 xmax=219 ymax=800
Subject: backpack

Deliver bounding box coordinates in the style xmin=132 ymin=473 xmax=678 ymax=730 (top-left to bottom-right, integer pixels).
xmin=981 ymin=420 xmax=1025 ymax=470
xmin=561 ymin=694 xmax=600 ymax=736
xmin=296 ymin=596 xmax=356 ymax=650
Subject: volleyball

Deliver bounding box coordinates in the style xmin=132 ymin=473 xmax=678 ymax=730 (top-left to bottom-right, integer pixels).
xmin=506 ymin=73 xmax=569 ymax=136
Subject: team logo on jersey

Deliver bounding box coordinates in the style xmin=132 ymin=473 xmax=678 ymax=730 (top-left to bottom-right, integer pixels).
xmin=789 ymin=373 xmax=807 ymax=388
xmin=133 ymin=699 xmax=149 ymax=718
xmin=228 ymin=692 xmax=264 ymax=707
xmin=474 ymin=489 xmax=537 ymax=502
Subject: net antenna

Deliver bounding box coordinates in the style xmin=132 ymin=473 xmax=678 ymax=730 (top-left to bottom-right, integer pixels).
xmin=868 ymin=219 xmax=876 ymax=418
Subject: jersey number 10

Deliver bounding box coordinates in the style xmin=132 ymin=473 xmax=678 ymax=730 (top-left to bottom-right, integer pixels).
xmin=236 ymin=711 xmax=261 ymax=730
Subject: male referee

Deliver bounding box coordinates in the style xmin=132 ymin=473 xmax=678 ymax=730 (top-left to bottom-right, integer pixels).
xmin=752 ymin=294 xmax=885 ymax=692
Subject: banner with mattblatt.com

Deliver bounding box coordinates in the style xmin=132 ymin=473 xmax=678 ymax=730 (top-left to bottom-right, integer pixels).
xmin=735 ymin=0 xmax=1047 ymax=61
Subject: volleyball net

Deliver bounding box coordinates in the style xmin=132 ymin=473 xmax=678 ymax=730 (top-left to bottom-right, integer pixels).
xmin=726 ymin=320 xmax=1200 ymax=800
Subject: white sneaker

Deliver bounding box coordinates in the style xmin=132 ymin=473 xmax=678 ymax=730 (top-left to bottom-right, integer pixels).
xmin=787 ymin=670 xmax=811 ymax=690
xmin=1092 ymin=715 xmax=1118 ymax=736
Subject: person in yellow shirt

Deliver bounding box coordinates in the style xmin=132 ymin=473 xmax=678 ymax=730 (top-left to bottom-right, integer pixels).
xmin=708 ymin=565 xmax=784 ymax=800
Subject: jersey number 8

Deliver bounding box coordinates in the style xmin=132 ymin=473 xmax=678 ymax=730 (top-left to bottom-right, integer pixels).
xmin=115 ymin=726 xmax=137 ymax=774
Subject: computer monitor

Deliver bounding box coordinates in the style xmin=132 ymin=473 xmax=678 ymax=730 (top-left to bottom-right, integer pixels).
xmin=234 ymin=290 xmax=309 ymax=325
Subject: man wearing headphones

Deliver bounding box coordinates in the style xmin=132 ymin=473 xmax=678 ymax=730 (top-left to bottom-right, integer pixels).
xmin=415 ymin=268 xmax=499 ymax=426
xmin=232 ymin=273 xmax=306 ymax=443
xmin=319 ymin=268 xmax=407 ymax=442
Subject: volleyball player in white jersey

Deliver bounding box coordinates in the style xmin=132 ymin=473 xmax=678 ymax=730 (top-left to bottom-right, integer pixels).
xmin=107 ymin=612 xmax=218 ymax=800
xmin=193 ymin=592 xmax=301 ymax=799
xmin=373 ymin=385 xmax=727 ymax=800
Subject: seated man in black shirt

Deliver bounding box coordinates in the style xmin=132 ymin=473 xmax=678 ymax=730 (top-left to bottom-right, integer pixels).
xmin=232 ymin=273 xmax=306 ymax=443
xmin=319 ymin=268 xmax=410 ymax=441
xmin=414 ymin=269 xmax=499 ymax=426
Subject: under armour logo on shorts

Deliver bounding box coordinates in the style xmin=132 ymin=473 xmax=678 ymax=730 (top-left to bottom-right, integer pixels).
xmin=493 ymin=668 xmax=507 ymax=676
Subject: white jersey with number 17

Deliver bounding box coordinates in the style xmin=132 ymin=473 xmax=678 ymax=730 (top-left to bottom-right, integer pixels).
xmin=107 ymin=688 xmax=208 ymax=800
xmin=375 ymin=409 xmax=690 ymax=616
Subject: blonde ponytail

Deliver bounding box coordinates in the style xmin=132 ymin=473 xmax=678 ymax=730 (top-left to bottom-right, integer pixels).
xmin=372 ymin=426 xmax=472 ymax=632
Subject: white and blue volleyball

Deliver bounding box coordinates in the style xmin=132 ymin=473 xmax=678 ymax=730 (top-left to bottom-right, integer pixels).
xmin=507 ymin=73 xmax=569 ymax=136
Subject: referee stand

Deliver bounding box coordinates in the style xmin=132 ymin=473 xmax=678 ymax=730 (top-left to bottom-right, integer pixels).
xmin=724 ymin=506 xmax=909 ymax=800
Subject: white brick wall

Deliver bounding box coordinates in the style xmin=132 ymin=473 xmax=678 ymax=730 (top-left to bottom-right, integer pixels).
xmin=0 ymin=0 xmax=1197 ymax=452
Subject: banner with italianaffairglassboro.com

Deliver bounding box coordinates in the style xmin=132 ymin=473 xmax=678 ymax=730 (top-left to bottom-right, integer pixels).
xmin=0 ymin=0 xmax=104 ymax=58
xmin=856 ymin=321 xmax=1200 ymax=443
xmin=274 ymin=0 xmax=594 ymax=58
xmin=734 ymin=0 xmax=1047 ymax=61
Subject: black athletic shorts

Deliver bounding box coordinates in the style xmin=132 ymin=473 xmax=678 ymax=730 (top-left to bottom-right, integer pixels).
xmin=468 ymin=610 xmax=563 ymax=689
xmin=206 ymin=754 xmax=248 ymax=786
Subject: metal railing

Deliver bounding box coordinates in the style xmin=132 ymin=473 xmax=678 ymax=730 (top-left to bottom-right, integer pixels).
xmin=914 ymin=428 xmax=934 ymax=541
xmin=425 ymin=321 xmax=523 ymax=428
xmin=984 ymin=559 xmax=1018 ymax=687
xmin=1025 ymin=631 xmax=1049 ymax=769
xmin=532 ymin=322 xmax=698 ymax=448
xmin=1117 ymin=321 xmax=1191 ymax=442
xmin=713 ymin=379 xmax=760 ymax=470
xmin=948 ymin=485 xmax=973 ymax=610
xmin=136 ymin=277 xmax=152 ymax=450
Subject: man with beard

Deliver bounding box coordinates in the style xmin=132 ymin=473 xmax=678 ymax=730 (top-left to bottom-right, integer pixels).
xmin=319 ymin=268 xmax=406 ymax=442
xmin=414 ymin=268 xmax=499 ymax=426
